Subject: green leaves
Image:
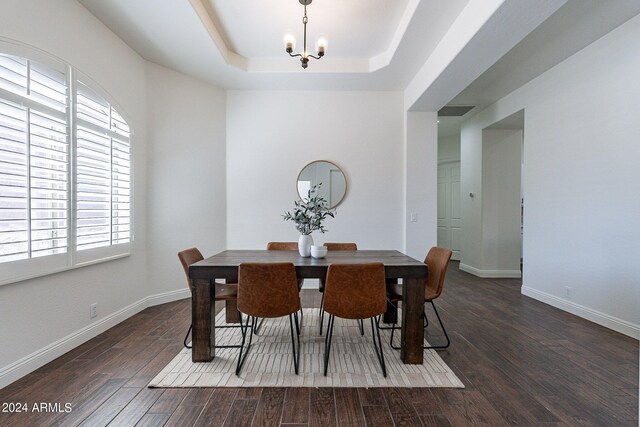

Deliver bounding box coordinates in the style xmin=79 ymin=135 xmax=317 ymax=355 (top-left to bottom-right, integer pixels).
xmin=283 ymin=183 xmax=336 ymax=235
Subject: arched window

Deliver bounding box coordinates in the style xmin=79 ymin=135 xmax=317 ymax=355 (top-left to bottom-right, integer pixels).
xmin=0 ymin=48 xmax=132 ymax=284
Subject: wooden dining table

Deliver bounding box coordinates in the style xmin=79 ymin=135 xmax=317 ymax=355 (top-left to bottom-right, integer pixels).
xmin=188 ymin=249 xmax=429 ymax=364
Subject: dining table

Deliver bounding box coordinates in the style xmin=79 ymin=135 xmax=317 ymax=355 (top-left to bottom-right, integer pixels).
xmin=188 ymin=249 xmax=429 ymax=364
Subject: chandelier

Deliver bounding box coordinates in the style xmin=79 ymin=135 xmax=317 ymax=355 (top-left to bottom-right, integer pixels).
xmin=284 ymin=0 xmax=327 ymax=69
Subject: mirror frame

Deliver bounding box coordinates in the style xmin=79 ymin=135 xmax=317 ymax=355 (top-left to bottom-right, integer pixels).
xmin=296 ymin=160 xmax=347 ymax=209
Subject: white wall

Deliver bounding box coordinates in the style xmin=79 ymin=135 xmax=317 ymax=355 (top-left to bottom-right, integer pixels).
xmin=0 ymin=0 xmax=148 ymax=386
xmin=226 ymin=91 xmax=404 ymax=254
xmin=145 ymin=62 xmax=227 ymax=294
xmin=405 ymin=112 xmax=438 ymax=260
xmin=438 ymin=134 xmax=461 ymax=162
xmin=480 ymin=129 xmax=521 ymax=275
xmin=460 ymin=14 xmax=640 ymax=337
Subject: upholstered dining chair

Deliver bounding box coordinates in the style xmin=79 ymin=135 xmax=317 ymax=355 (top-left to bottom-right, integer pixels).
xmin=235 ymin=262 xmax=302 ymax=376
xmin=266 ymin=242 xmax=305 ymax=291
xmin=319 ymin=243 xmax=359 ymax=335
xmin=266 ymin=242 xmax=305 ymax=329
xmin=386 ymin=246 xmax=453 ymax=350
xmin=322 ymin=263 xmax=387 ymax=377
xmin=178 ymin=248 xmax=243 ymax=350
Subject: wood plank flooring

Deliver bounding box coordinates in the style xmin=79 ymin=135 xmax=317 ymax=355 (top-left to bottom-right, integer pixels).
xmin=0 ymin=262 xmax=637 ymax=426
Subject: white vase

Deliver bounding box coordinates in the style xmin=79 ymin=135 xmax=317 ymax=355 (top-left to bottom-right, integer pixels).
xmin=298 ymin=234 xmax=314 ymax=257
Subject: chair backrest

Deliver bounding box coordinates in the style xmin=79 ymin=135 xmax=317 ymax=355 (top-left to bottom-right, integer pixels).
xmin=237 ymin=262 xmax=301 ymax=318
xmin=324 ymin=243 xmax=357 ymax=251
xmin=266 ymin=242 xmax=298 ymax=251
xmin=424 ymin=247 xmax=453 ymax=300
xmin=178 ymin=247 xmax=204 ymax=293
xmin=323 ymin=263 xmax=386 ymax=320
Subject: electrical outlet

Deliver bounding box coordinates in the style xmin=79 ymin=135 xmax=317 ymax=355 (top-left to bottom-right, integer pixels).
xmin=90 ymin=303 xmax=97 ymax=319
xmin=410 ymin=212 xmax=418 ymax=222
xmin=564 ymin=287 xmax=571 ymax=299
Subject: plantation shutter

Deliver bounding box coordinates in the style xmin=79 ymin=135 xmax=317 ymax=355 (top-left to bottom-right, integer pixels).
xmin=111 ymin=108 xmax=131 ymax=245
xmin=0 ymin=99 xmax=29 ymax=262
xmin=0 ymin=47 xmax=133 ymax=284
xmin=0 ymin=54 xmax=69 ymax=264
xmin=75 ymin=81 xmax=131 ymax=251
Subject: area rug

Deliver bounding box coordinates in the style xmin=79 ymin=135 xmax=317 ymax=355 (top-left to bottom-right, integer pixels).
xmin=148 ymin=309 xmax=464 ymax=388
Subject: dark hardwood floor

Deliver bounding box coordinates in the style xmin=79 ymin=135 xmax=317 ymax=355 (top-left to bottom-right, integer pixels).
xmin=1 ymin=262 xmax=637 ymax=426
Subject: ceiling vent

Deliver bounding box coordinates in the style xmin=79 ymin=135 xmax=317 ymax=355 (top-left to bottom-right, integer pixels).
xmin=438 ymin=106 xmax=475 ymax=117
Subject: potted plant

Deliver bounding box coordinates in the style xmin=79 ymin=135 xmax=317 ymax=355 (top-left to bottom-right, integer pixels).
xmin=283 ymin=183 xmax=336 ymax=257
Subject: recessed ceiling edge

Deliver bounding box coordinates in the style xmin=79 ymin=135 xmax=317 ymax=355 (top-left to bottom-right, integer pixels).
xmin=188 ymin=0 xmax=421 ymax=74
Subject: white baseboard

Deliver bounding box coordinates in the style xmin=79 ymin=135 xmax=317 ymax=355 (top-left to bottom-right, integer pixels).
xmin=521 ymin=286 xmax=639 ymax=339
xmin=459 ymin=263 xmax=521 ymax=278
xmin=146 ymin=288 xmax=190 ymax=306
xmin=0 ymin=288 xmax=190 ymax=389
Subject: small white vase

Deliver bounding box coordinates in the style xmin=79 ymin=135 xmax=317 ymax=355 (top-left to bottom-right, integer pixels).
xmin=298 ymin=234 xmax=314 ymax=257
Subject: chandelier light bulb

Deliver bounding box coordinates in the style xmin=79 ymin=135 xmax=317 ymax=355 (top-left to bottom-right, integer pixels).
xmin=316 ymin=37 xmax=328 ymax=56
xmin=283 ymin=34 xmax=296 ymax=53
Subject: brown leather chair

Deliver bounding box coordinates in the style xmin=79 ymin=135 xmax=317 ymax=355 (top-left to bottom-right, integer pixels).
xmin=178 ymin=248 xmax=242 ymax=350
xmin=322 ymin=263 xmax=387 ymax=377
xmin=319 ymin=243 xmax=358 ymax=334
xmin=386 ymin=246 xmax=453 ymax=350
xmin=266 ymin=241 xmax=298 ymax=251
xmin=235 ymin=262 xmax=302 ymax=375
xmin=266 ymin=242 xmax=305 ymax=291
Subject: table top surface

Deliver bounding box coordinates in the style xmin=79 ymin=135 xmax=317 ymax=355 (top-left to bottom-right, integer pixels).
xmin=189 ymin=249 xmax=428 ymax=279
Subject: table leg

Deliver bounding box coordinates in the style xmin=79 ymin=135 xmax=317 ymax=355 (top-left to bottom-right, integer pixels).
xmin=192 ymin=278 xmax=214 ymax=362
xmin=225 ymin=300 xmax=241 ymax=323
xmin=383 ymin=278 xmax=398 ymax=324
xmin=383 ymin=300 xmax=397 ymax=324
xmin=401 ymin=277 xmax=424 ymax=364
xmin=225 ymin=274 xmax=241 ymax=323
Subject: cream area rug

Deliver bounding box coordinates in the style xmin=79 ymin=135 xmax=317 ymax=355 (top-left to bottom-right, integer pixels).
xmin=148 ymin=309 xmax=464 ymax=388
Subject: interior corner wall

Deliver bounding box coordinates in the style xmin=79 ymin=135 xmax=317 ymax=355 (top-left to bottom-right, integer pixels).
xmin=226 ymin=91 xmax=404 ymax=254
xmin=0 ymin=0 xmax=149 ymax=386
xmin=460 ymin=14 xmax=640 ymax=338
xmin=145 ymin=62 xmax=227 ymax=295
xmin=405 ymin=112 xmax=438 ymax=260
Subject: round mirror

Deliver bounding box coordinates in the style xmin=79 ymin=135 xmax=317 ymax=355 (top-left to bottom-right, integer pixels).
xmin=297 ymin=160 xmax=347 ymax=209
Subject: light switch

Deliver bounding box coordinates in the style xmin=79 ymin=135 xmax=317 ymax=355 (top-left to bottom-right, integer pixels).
xmin=410 ymin=212 xmax=418 ymax=222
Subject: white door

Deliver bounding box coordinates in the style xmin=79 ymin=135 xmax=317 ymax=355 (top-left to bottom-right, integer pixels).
xmin=437 ymin=162 xmax=461 ymax=260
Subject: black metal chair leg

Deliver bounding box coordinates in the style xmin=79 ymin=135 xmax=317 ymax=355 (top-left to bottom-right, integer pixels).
xmin=319 ymin=292 xmax=325 ymax=335
xmin=379 ymin=301 xmax=399 ymax=329
xmin=235 ymin=315 xmax=255 ymax=376
xmin=389 ymin=317 xmax=401 ymax=350
xmin=371 ymin=316 xmax=387 ymax=377
xmin=424 ymin=301 xmax=450 ymax=349
xmin=387 ymin=301 xmax=450 ymax=351
xmin=253 ymin=317 xmax=265 ymax=335
xmin=183 ymin=324 xmax=192 ymax=349
xmin=184 ymin=319 xmax=249 ymax=350
xmin=323 ymin=314 xmax=335 ymax=376
xmin=358 ymin=319 xmax=365 ymax=336
xmin=293 ymin=311 xmax=300 ymax=336
xmin=289 ymin=314 xmax=301 ymax=374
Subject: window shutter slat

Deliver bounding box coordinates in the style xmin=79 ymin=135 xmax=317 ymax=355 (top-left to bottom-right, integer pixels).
xmin=0 ymin=55 xmax=27 ymax=97
xmin=29 ymin=62 xmax=67 ymax=112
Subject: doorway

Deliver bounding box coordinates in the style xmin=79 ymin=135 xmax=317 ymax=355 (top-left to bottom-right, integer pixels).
xmin=480 ymin=110 xmax=524 ymax=275
xmin=437 ymin=161 xmax=461 ymax=260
